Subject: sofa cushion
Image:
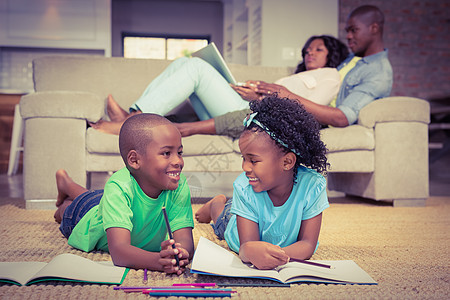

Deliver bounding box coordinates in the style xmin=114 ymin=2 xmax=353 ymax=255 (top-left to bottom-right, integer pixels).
xmin=86 ymin=128 xmax=119 ymax=154
xmin=320 ymin=125 xmax=374 ymax=152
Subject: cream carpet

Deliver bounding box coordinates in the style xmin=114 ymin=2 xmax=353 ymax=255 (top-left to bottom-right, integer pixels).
xmin=0 ymin=196 xmax=449 ymax=299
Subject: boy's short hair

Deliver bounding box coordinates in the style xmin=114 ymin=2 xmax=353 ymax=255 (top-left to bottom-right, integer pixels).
xmin=119 ymin=113 xmax=172 ymax=164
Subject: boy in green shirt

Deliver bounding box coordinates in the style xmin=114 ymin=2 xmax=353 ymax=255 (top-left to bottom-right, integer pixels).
xmin=53 ymin=113 xmax=194 ymax=275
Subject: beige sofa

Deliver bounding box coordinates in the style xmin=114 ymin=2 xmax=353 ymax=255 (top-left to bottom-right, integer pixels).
xmin=20 ymin=56 xmax=430 ymax=208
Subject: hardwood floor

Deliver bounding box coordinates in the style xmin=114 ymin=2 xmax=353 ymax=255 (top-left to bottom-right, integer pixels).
xmin=0 ymin=93 xmax=23 ymax=173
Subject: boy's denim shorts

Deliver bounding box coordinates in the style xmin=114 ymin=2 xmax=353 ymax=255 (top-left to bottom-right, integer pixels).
xmin=59 ymin=189 xmax=103 ymax=239
xmin=211 ymin=198 xmax=233 ymax=240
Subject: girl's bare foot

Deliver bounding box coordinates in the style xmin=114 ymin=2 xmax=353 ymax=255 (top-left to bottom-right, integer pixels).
xmin=106 ymin=94 xmax=129 ymax=122
xmin=54 ymin=199 xmax=73 ymax=223
xmin=195 ymin=194 xmax=227 ymax=223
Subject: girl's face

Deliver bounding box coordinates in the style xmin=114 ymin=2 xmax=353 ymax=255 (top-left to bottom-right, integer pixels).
xmin=304 ymin=38 xmax=329 ymax=71
xmin=238 ymin=130 xmax=291 ymax=196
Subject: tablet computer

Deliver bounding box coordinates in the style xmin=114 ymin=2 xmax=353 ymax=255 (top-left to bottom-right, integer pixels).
xmin=192 ymin=42 xmax=237 ymax=85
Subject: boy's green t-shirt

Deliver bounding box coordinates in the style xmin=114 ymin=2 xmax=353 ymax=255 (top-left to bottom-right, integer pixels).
xmin=67 ymin=168 xmax=194 ymax=253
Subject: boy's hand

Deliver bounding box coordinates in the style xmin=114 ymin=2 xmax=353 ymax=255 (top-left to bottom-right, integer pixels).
xmin=159 ymin=239 xmax=189 ymax=275
xmin=241 ymin=241 xmax=289 ymax=270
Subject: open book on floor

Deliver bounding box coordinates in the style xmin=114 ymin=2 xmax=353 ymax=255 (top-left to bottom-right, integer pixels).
xmin=191 ymin=237 xmax=377 ymax=285
xmin=0 ymin=253 xmax=129 ymax=286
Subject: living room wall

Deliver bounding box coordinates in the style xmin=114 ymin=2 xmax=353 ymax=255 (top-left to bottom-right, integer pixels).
xmin=339 ymin=0 xmax=449 ymax=100
xmin=111 ymin=0 xmax=224 ymax=56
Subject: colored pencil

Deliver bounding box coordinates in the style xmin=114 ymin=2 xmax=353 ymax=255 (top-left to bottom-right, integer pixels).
xmin=173 ymin=282 xmax=217 ymax=287
xmin=162 ymin=207 xmax=180 ymax=268
xmin=143 ymin=290 xmax=233 ymax=297
xmin=289 ymin=258 xmax=334 ymax=269
xmin=143 ymin=268 xmax=147 ymax=284
xmin=217 ymin=283 xmax=291 ymax=287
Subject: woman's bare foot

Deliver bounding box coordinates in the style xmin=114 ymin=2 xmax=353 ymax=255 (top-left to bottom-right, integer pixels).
xmin=89 ymin=110 xmax=142 ymax=136
xmin=88 ymin=119 xmax=124 ymax=135
xmin=54 ymin=199 xmax=73 ymax=223
xmin=195 ymin=194 xmax=227 ymax=223
xmin=106 ymin=94 xmax=129 ymax=122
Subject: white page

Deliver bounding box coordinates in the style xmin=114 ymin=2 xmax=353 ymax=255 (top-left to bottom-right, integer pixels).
xmin=0 ymin=261 xmax=47 ymax=285
xmin=28 ymin=253 xmax=126 ymax=284
xmin=278 ymin=260 xmax=377 ymax=284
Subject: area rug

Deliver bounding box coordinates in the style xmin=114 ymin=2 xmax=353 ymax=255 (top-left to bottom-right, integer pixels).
xmin=0 ymin=196 xmax=449 ymax=299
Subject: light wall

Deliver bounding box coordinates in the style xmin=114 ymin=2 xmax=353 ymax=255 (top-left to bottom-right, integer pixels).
xmin=260 ymin=0 xmax=338 ymax=67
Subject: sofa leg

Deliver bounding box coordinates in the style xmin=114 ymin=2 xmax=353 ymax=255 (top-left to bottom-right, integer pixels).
xmin=392 ymin=198 xmax=427 ymax=207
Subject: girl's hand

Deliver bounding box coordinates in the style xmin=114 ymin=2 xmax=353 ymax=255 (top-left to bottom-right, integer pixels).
xmin=241 ymin=241 xmax=290 ymax=270
xmin=159 ymin=239 xmax=188 ymax=275
xmin=254 ymin=82 xmax=293 ymax=99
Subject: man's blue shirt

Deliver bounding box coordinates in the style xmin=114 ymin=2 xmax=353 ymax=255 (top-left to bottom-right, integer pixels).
xmin=336 ymin=50 xmax=393 ymax=125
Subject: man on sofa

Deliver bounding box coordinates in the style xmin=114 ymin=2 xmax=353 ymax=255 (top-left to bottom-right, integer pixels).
xmin=176 ymin=5 xmax=393 ymax=139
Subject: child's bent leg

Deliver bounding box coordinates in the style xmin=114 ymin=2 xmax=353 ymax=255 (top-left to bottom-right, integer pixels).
xmin=58 ymin=189 xmax=103 ymax=239
xmin=195 ymin=194 xmax=227 ymax=224
xmin=54 ymin=199 xmax=73 ymax=224
xmin=55 ymin=169 xmax=88 ymax=207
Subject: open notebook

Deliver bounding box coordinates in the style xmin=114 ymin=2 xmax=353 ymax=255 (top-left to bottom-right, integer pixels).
xmin=192 ymin=42 xmax=237 ymax=85
xmin=0 ymin=253 xmax=128 ymax=286
xmin=191 ymin=237 xmax=377 ymax=285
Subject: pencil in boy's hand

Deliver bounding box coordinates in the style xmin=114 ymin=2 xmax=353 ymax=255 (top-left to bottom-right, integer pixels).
xmin=162 ymin=207 xmax=180 ymax=268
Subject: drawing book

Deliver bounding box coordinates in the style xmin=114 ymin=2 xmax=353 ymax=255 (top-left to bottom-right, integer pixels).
xmin=0 ymin=253 xmax=129 ymax=286
xmin=191 ymin=237 xmax=377 ymax=285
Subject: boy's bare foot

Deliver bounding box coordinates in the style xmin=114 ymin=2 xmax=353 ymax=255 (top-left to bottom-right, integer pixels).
xmin=106 ymin=94 xmax=129 ymax=122
xmin=195 ymin=194 xmax=227 ymax=223
xmin=56 ymin=169 xmax=70 ymax=207
xmin=54 ymin=199 xmax=73 ymax=223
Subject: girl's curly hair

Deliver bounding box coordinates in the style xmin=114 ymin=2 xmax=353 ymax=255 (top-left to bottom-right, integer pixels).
xmin=294 ymin=35 xmax=349 ymax=74
xmin=245 ymin=95 xmax=328 ymax=179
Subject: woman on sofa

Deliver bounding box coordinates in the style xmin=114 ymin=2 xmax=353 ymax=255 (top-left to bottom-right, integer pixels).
xmin=90 ymin=35 xmax=349 ymax=135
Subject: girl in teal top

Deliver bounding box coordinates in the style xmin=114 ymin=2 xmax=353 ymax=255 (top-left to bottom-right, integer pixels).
xmin=196 ymin=95 xmax=329 ymax=270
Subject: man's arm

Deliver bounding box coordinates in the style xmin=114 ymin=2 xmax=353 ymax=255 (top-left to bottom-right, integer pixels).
xmin=254 ymin=81 xmax=349 ymax=127
xmin=288 ymin=94 xmax=349 ymax=127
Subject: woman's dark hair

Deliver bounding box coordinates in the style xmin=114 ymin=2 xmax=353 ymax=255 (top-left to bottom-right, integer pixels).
xmin=245 ymin=95 xmax=328 ymax=180
xmin=294 ymin=35 xmax=349 ymax=74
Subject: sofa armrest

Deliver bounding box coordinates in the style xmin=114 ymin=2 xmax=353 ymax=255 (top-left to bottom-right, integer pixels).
xmin=20 ymin=91 xmax=105 ymax=122
xmin=358 ymin=96 xmax=430 ymax=128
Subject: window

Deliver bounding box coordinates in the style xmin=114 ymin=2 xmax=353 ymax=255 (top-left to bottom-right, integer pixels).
xmin=122 ymin=33 xmax=209 ymax=60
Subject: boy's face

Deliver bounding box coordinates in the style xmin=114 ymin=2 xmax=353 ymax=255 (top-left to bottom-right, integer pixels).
xmin=136 ymin=124 xmax=184 ymax=198
xmin=238 ymin=130 xmax=287 ymax=195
